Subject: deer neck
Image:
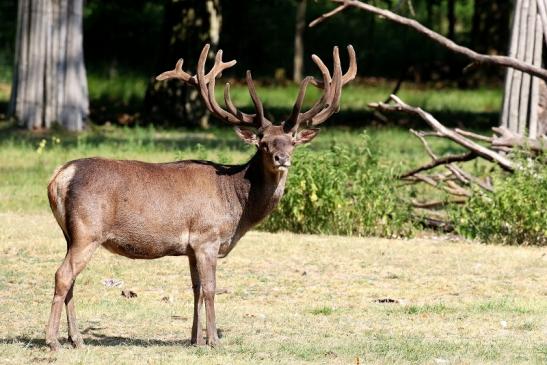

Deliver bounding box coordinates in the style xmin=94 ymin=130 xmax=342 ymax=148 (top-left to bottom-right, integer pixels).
xmin=235 ymin=150 xmax=288 ymax=229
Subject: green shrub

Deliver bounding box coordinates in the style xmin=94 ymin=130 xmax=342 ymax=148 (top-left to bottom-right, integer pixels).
xmin=452 ymin=156 xmax=547 ymax=246
xmin=262 ymin=133 xmax=414 ymax=237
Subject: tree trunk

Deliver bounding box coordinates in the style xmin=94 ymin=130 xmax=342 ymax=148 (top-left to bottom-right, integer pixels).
xmin=9 ymin=0 xmax=88 ymax=131
xmin=144 ymin=0 xmax=222 ymax=128
xmin=293 ymin=0 xmax=306 ymax=83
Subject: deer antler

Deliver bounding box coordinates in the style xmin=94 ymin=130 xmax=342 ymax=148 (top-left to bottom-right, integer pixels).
xmin=284 ymin=45 xmax=357 ymax=132
xmin=157 ymin=44 xmax=356 ymax=131
xmin=156 ymin=44 xmax=270 ymax=129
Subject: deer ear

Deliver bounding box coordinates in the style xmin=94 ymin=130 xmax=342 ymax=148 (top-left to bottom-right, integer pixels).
xmin=234 ymin=126 xmax=259 ymax=146
xmin=294 ymin=128 xmax=320 ymax=145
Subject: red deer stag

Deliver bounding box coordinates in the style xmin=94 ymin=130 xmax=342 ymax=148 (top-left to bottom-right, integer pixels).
xmin=45 ymin=44 xmax=356 ymax=350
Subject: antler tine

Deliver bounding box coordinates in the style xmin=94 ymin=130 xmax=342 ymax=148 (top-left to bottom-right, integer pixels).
xmin=246 ymin=70 xmax=270 ymax=128
xmin=284 ymin=76 xmax=312 ymax=132
xmin=310 ymin=46 xmax=343 ymax=126
xmin=224 ymin=83 xmax=256 ymax=123
xmin=342 ymin=45 xmax=357 ymax=84
xmin=196 ymin=44 xmax=214 ymax=111
xmin=157 ymin=44 xmax=268 ymax=128
xmin=155 ymin=58 xmax=197 ymax=83
xmin=310 ymin=45 xmax=356 ymax=88
xmin=295 ymin=54 xmax=333 ymax=127
xmin=156 ymin=44 xmax=238 ymax=86
xmin=205 ymin=53 xmax=248 ymax=125
xmin=195 ymin=46 xmax=257 ymax=126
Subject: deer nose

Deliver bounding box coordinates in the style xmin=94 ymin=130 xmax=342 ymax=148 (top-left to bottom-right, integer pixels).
xmin=273 ymin=153 xmax=290 ymax=166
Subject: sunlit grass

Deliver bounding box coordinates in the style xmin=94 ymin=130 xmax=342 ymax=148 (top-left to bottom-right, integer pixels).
xmin=0 ymin=212 xmax=545 ymax=364
xmin=218 ymin=82 xmax=501 ymax=113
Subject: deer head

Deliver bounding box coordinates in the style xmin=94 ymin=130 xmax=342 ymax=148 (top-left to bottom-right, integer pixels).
xmin=156 ymin=44 xmax=357 ymax=172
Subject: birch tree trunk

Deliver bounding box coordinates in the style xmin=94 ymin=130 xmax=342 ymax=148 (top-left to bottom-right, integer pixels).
xmin=9 ymin=0 xmax=88 ymax=131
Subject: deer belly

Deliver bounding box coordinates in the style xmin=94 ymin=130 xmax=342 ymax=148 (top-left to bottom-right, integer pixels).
xmin=101 ymin=233 xmax=189 ymax=259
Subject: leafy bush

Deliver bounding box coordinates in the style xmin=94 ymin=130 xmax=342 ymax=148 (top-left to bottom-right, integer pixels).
xmin=262 ymin=133 xmax=414 ymax=237
xmin=452 ymin=156 xmax=547 ymax=246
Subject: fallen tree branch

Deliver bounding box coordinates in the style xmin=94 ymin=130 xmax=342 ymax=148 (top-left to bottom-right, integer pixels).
xmin=491 ymin=127 xmax=547 ymax=153
xmin=410 ymin=173 xmax=471 ymax=197
xmin=399 ymin=151 xmax=476 ymax=179
xmin=411 ymin=198 xmax=466 ymax=209
xmin=410 ymin=133 xmax=492 ymax=192
xmin=412 ymin=209 xmax=454 ymax=231
xmin=454 ymin=128 xmax=493 ymax=142
xmin=448 ymin=164 xmax=494 ymax=192
xmin=370 ymin=95 xmax=516 ymax=172
xmin=310 ymin=0 xmax=547 ymax=82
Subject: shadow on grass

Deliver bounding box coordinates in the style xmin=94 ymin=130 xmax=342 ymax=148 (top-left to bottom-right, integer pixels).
xmin=1 ymin=108 xmax=499 ymax=137
xmin=0 ymin=119 xmax=250 ymax=153
xmin=2 ymin=335 xmax=192 ymax=348
xmin=2 ymin=325 xmax=225 ymax=349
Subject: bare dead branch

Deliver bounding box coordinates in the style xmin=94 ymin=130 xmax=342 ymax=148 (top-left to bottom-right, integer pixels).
xmin=412 ymin=209 xmax=454 ymax=231
xmin=398 ymin=145 xmax=476 ymax=179
xmin=455 ymin=128 xmax=493 ymax=142
xmin=445 ymin=180 xmax=471 ymax=197
xmin=409 ymin=173 xmax=470 ymax=197
xmin=410 ymin=129 xmax=436 ymax=159
xmin=310 ymin=0 xmax=547 ymax=82
xmin=411 ymin=198 xmax=466 ymax=209
xmin=369 ymin=95 xmax=516 ymax=172
xmin=446 ymin=165 xmax=470 ymax=184
xmin=447 ymin=164 xmax=494 ymax=192
xmin=492 ymin=127 xmax=547 ymax=153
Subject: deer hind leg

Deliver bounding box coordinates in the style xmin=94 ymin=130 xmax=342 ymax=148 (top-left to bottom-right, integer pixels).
xmin=46 ymin=237 xmax=97 ymax=351
xmin=65 ymin=282 xmax=83 ymax=348
xmin=188 ymin=254 xmax=205 ymax=345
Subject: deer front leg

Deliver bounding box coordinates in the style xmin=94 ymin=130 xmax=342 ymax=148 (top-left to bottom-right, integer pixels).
xmin=193 ymin=244 xmax=220 ymax=347
xmin=188 ymin=254 xmax=205 ymax=345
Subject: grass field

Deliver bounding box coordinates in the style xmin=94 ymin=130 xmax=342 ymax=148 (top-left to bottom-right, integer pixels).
xmin=0 ymin=212 xmax=546 ymax=364
xmin=2 ymin=120 xmax=465 ymax=213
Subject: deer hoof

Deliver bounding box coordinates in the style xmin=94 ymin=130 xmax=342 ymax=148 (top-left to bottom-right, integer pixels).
xmin=47 ymin=340 xmax=61 ymax=352
xmin=191 ymin=337 xmax=206 ymax=346
xmin=207 ymin=336 xmax=220 ymax=348
xmin=69 ymin=335 xmax=85 ymax=349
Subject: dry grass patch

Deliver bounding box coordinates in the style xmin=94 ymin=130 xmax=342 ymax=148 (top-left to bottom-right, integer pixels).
xmin=0 ymin=212 xmax=546 ymax=364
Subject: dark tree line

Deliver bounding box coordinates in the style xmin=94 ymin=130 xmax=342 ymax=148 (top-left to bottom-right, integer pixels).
xmin=2 ymin=0 xmax=514 ymax=80
xmin=2 ymin=0 xmax=515 ymax=130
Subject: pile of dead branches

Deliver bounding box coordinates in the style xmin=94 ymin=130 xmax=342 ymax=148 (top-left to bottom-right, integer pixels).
xmin=369 ymin=95 xmax=546 ymax=229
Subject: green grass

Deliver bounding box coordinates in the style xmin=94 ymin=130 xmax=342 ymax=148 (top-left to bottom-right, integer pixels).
xmin=85 ymin=72 xmax=502 ymax=113
xmin=0 ymin=120 xmax=449 ymax=213
xmin=222 ymin=82 xmax=501 ymax=113
xmin=0 ymin=212 xmax=545 ymax=364
xmin=87 ymin=72 xmax=149 ymax=105
xmin=310 ymin=306 xmax=335 ymax=316
xmin=1 ymin=70 xmax=502 ymax=114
